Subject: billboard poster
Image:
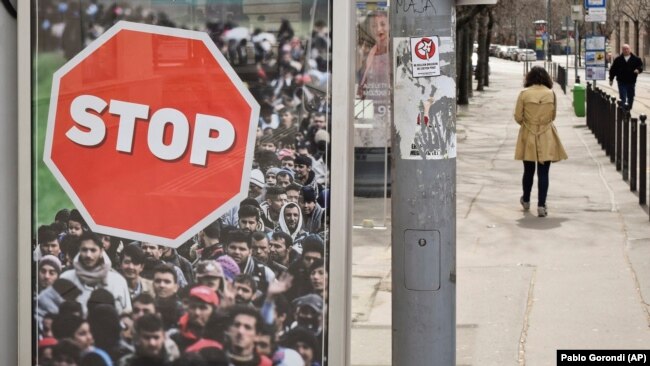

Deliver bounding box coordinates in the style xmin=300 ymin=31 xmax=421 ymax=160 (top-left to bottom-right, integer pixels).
xmin=355 ymin=5 xmax=391 ymax=148
xmin=29 ymin=1 xmax=333 ymax=365
xmin=585 ymin=36 xmax=607 ymax=80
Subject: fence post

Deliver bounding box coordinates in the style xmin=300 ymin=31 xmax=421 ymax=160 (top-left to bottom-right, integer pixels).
xmin=639 ymin=114 xmax=647 ymax=206
xmin=609 ymin=96 xmax=617 ymax=162
xmin=631 ymin=117 xmax=638 ymax=191
xmin=616 ymin=100 xmax=624 ymax=171
xmin=623 ymin=109 xmax=630 ymax=182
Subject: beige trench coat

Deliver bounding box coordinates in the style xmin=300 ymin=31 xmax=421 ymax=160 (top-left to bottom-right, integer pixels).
xmin=514 ymin=85 xmax=568 ymax=162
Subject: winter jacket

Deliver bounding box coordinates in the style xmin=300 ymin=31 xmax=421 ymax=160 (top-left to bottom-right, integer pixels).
xmin=609 ymin=53 xmax=643 ymax=84
xmin=302 ymin=203 xmax=324 ymax=234
xmin=514 ymin=85 xmax=568 ymax=162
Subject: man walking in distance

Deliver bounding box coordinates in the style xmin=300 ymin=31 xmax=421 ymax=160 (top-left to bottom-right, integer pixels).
xmin=609 ymin=44 xmax=643 ymax=110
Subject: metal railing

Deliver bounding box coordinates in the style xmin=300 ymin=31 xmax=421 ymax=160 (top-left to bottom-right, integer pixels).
xmin=586 ymin=82 xmax=649 ymax=220
xmin=550 ymin=62 xmax=567 ymax=94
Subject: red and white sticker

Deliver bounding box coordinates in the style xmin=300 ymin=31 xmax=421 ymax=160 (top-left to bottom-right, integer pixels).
xmin=410 ymin=36 xmax=440 ymax=78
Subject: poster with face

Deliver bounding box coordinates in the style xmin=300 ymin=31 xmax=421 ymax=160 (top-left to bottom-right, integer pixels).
xmin=28 ymin=1 xmax=333 ymax=365
xmin=355 ymin=5 xmax=391 ymax=148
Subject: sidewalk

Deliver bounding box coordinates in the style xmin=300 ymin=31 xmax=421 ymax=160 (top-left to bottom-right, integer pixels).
xmin=349 ymin=58 xmax=650 ymax=366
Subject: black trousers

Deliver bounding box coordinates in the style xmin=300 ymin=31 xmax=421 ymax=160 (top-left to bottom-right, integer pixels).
xmin=522 ymin=161 xmax=551 ymax=207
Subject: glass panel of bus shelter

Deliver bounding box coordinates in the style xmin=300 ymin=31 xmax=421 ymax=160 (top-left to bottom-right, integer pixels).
xmin=31 ymin=1 xmax=332 ymax=365
xmin=353 ymin=0 xmax=390 ymax=228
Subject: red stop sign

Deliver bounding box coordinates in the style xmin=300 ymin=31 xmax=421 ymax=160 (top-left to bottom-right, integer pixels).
xmin=44 ymin=22 xmax=259 ymax=247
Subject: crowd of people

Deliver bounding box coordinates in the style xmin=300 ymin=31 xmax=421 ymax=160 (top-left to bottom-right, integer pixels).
xmin=34 ymin=2 xmax=332 ymax=365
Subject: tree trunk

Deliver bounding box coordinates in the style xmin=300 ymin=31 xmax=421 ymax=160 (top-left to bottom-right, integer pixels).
xmin=484 ymin=8 xmax=494 ymax=87
xmin=634 ymin=20 xmax=640 ymax=56
xmin=476 ymin=9 xmax=487 ymax=90
xmin=467 ymin=17 xmax=476 ymax=98
xmin=458 ymin=26 xmax=469 ymax=105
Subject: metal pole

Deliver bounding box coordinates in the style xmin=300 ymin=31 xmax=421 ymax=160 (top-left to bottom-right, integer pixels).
xmin=547 ymin=0 xmax=552 ymax=62
xmin=566 ymin=16 xmax=570 ymax=75
xmin=391 ymin=2 xmax=456 ymax=365
xmin=639 ymin=115 xmax=647 ymax=205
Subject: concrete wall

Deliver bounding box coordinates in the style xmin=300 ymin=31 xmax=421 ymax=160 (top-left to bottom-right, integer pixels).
xmin=0 ymin=4 xmax=18 ymax=366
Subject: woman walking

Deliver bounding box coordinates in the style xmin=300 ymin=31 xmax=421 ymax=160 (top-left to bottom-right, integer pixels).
xmin=514 ymin=66 xmax=567 ymax=217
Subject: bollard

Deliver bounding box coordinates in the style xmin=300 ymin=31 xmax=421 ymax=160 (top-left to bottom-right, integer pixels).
xmin=631 ymin=117 xmax=638 ymax=192
xmin=639 ymin=115 xmax=647 ymax=205
xmin=623 ymin=109 xmax=630 ymax=182
xmin=595 ymin=88 xmax=601 ymax=144
xmin=587 ymin=83 xmax=592 ymax=130
xmin=609 ymin=96 xmax=617 ymax=162
xmin=616 ymin=100 xmax=624 ymax=171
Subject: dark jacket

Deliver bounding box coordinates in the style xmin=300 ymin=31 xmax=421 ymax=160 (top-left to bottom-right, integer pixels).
xmin=609 ymin=53 xmax=643 ymax=84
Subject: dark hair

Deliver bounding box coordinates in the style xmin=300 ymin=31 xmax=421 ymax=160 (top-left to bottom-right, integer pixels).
xmin=228 ymin=305 xmax=263 ymax=334
xmin=133 ymin=293 xmax=155 ymax=306
xmin=302 ymin=235 xmax=324 ymax=255
xmin=51 ymin=313 xmax=85 ymax=339
xmin=281 ymin=326 xmax=319 ymax=354
xmin=251 ymin=231 xmax=267 ymax=243
xmin=68 ymin=209 xmax=88 ymax=229
xmin=202 ymin=219 xmax=222 ymax=240
xmin=238 ymin=205 xmax=260 ymax=220
xmin=134 ymin=313 xmax=164 ymax=334
xmin=234 ymin=274 xmax=258 ymax=293
xmin=52 ymin=339 xmax=81 ymax=365
xmin=78 ymin=231 xmax=102 ymax=249
xmin=87 ymin=289 xmax=115 ymax=314
xmin=87 ymin=304 xmax=120 ymax=351
xmin=153 ymin=263 xmax=178 ymax=283
xmin=240 ymin=198 xmax=261 ymax=209
xmin=266 ymin=186 xmax=287 ymax=199
xmin=58 ymin=300 xmax=83 ymax=317
xmin=60 ymin=235 xmax=81 ymax=260
xmin=226 ymin=229 xmax=251 ymax=249
xmin=38 ymin=225 xmax=59 ymax=245
xmin=122 ymin=244 xmax=146 ymax=265
xmin=54 ymin=209 xmax=71 ymax=224
xmin=52 ymin=279 xmax=81 ymax=302
xmin=285 ymin=183 xmax=302 ymax=192
xmin=309 ymin=258 xmax=325 ymax=274
xmin=524 ymin=66 xmax=553 ymax=89
xmin=276 ymin=170 xmax=293 ymax=181
xmin=281 ymin=155 xmax=295 ymax=162
xmin=202 ymin=310 xmax=229 ymax=342
xmin=271 ymin=231 xmax=293 ymax=249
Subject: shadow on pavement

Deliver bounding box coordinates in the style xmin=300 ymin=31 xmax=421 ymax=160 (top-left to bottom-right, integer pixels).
xmin=516 ymin=214 xmax=569 ymax=229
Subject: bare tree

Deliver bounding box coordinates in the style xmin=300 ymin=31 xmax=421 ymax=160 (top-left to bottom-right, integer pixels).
xmin=618 ymin=0 xmax=650 ymax=57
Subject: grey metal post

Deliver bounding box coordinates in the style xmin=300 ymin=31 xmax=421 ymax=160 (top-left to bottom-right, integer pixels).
xmin=391 ymin=1 xmax=456 ymax=365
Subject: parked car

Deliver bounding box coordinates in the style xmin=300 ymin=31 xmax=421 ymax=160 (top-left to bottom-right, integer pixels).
xmin=505 ymin=47 xmax=519 ymax=60
xmin=518 ymin=49 xmax=537 ymax=62
xmin=489 ymin=44 xmax=501 ymax=57
xmin=497 ymin=45 xmax=510 ymax=58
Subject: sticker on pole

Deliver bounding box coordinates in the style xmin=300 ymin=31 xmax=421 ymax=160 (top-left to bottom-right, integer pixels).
xmin=410 ymin=36 xmax=441 ymax=78
xmin=43 ymin=21 xmax=260 ymax=247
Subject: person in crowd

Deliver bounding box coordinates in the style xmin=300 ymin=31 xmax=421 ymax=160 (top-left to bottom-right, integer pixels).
xmin=260 ymin=186 xmax=288 ymax=228
xmin=514 ymin=66 xmax=568 ymax=217
xmin=37 ymin=278 xmax=82 ymax=333
xmin=300 ymin=186 xmax=324 ymax=235
xmin=249 ymin=169 xmax=266 ymax=203
xmin=225 ymin=230 xmax=275 ymax=301
xmin=275 ymin=170 xmax=294 ymax=189
xmin=285 ymin=183 xmax=302 ymax=205
xmin=67 ymin=209 xmax=89 ymax=238
xmin=170 ymin=285 xmax=220 ymax=352
xmin=88 ymin=304 xmax=131 ymax=362
xmin=193 ymin=220 xmax=224 ymax=263
xmin=276 ymin=203 xmax=306 ymax=249
xmin=268 ymin=232 xmax=296 ymax=269
xmin=280 ymin=156 xmax=295 ymax=172
xmin=226 ymin=306 xmax=273 ymax=366
xmin=195 ymin=259 xmax=227 ymax=295
xmin=59 ymin=231 xmax=131 ymax=315
xmin=140 ymin=242 xmax=188 ymax=288
xmin=233 ymin=274 xmax=257 ymax=305
xmin=152 ymin=263 xmax=184 ymax=331
xmin=609 ymin=44 xmax=644 ymax=110
xmin=238 ymin=204 xmax=268 ymax=234
xmin=282 ymin=327 xmax=321 ymax=366
xmin=38 ymin=255 xmax=62 ymax=291
xmin=309 ymin=258 xmax=327 ymax=301
xmin=51 ymin=313 xmax=95 ymax=353
xmin=161 ymin=246 xmax=194 ymax=287
xmin=131 ymin=293 xmax=157 ymax=322
xmin=59 ymin=234 xmax=80 ymax=270
xmin=286 ymin=235 xmax=323 ymax=301
xmin=51 ymin=339 xmax=82 ymax=366
xmin=120 ymin=244 xmax=154 ymax=299
xmin=35 ymin=224 xmax=63 ymax=262
xmin=252 ymin=231 xmax=286 ymax=276
xmin=256 ymin=324 xmax=304 ymax=366
xmin=290 ymin=294 xmax=323 ymax=337
xmin=118 ymin=314 xmax=180 ymax=366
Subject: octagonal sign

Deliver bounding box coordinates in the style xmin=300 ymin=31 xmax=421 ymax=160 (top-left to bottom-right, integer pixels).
xmin=44 ymin=21 xmax=259 ymax=247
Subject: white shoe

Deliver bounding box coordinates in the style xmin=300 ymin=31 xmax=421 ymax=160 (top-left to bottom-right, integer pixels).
xmin=520 ymin=196 xmax=530 ymax=210
xmin=537 ymin=206 xmax=547 ymax=217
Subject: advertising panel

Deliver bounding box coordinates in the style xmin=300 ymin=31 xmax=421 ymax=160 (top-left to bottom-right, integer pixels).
xmin=28 ymin=1 xmax=334 ymax=365
xmin=585 ymin=35 xmax=607 ymax=80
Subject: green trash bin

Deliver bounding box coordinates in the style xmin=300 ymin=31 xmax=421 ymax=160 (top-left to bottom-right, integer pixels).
xmin=573 ymin=84 xmax=586 ymax=117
